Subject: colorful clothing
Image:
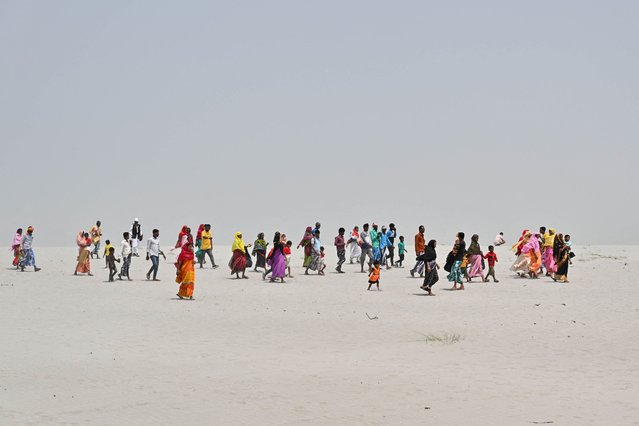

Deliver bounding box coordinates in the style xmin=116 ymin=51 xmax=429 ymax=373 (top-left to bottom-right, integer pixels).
xmin=447 ymin=260 xmax=463 ymax=283
xmin=176 ymin=246 xmax=195 ymax=299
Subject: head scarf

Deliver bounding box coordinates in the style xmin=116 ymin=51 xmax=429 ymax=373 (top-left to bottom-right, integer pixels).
xmin=196 ymin=224 xmax=205 ymax=241
xmin=232 ymin=232 xmax=246 ymax=253
xmin=512 ymin=231 xmax=532 ymax=252
xmin=12 ymin=231 xmax=22 ymax=247
xmin=178 ymin=241 xmax=195 ymax=262
xmin=351 ymin=227 xmax=359 ymax=238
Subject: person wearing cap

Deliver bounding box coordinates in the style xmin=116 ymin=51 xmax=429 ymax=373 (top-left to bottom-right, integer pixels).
xmin=131 ymin=218 xmax=142 ymax=257
xmin=19 ymin=226 xmax=41 ymax=272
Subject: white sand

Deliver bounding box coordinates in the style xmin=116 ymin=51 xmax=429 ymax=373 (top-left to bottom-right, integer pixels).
xmin=1 ymin=245 xmax=637 ymax=425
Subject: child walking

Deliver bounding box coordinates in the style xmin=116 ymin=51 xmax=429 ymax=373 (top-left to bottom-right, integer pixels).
xmin=106 ymin=246 xmax=120 ymax=282
xmin=368 ymin=260 xmax=381 ymax=290
xmin=394 ymin=236 xmax=406 ymax=267
xmin=284 ymin=240 xmax=293 ymax=278
xmin=483 ymin=245 xmax=499 ymax=282
xmin=103 ymin=240 xmax=112 ymax=268
xmin=319 ymin=246 xmax=326 ymax=275
xmin=335 ymin=227 xmax=346 ymax=273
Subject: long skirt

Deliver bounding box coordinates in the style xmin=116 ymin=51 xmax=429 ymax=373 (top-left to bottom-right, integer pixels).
xmin=20 ymin=249 xmax=35 ymax=267
xmin=230 ymin=249 xmax=247 ymax=273
xmin=307 ymin=252 xmax=320 ymax=271
xmin=542 ymin=248 xmax=556 ymax=273
xmin=555 ymin=255 xmax=569 ymax=281
xmin=255 ymin=249 xmax=266 ymax=269
xmin=528 ymin=250 xmax=542 ymax=273
xmin=303 ymin=254 xmax=312 ymax=268
xmin=12 ymin=246 xmax=20 ymax=266
xmin=269 ymin=249 xmax=287 ymax=278
xmin=348 ymin=241 xmax=361 ymax=262
xmin=176 ymin=259 xmax=195 ymax=298
xmin=76 ymin=248 xmax=91 ymax=273
xmin=510 ymin=253 xmax=529 ymax=273
xmin=423 ymin=261 xmax=439 ymax=289
xmin=447 ymin=260 xmax=463 ymax=283
xmin=468 ymin=254 xmax=483 ymax=278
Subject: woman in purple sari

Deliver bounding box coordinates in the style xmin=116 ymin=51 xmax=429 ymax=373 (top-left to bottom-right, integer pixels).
xmin=268 ymin=232 xmax=287 ymax=283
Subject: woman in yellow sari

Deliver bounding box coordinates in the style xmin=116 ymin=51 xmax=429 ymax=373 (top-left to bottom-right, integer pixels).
xmin=176 ymin=239 xmax=195 ymax=299
xmin=230 ymin=232 xmax=250 ymax=279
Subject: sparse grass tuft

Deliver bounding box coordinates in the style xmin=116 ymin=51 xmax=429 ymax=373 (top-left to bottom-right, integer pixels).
xmin=415 ymin=332 xmax=463 ymax=344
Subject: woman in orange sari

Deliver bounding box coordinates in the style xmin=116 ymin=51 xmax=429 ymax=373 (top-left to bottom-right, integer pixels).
xmin=176 ymin=238 xmax=195 ymax=299
xmin=74 ymin=231 xmax=93 ymax=276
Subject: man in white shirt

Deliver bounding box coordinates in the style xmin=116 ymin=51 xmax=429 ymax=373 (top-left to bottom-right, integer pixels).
xmin=146 ymin=229 xmax=166 ymax=281
xmin=359 ymin=223 xmax=374 ymax=273
xmin=119 ymin=232 xmax=132 ymax=281
xmin=494 ymin=232 xmax=506 ymax=246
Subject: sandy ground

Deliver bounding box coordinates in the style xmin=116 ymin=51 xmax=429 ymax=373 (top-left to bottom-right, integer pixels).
xmin=0 ymin=244 xmax=637 ymax=425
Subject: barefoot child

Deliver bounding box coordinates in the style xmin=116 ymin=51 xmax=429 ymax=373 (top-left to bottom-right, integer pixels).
xmin=284 ymin=240 xmax=293 ymax=277
xmin=395 ymin=236 xmax=406 ymax=267
xmin=103 ymin=240 xmax=113 ymax=268
xmin=106 ymin=246 xmax=120 ymax=282
xmin=368 ymin=260 xmax=381 ymax=290
xmin=483 ymin=245 xmax=499 ymax=282
xmin=319 ymin=246 xmax=326 ymax=275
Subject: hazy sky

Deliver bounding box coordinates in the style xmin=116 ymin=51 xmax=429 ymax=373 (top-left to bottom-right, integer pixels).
xmin=1 ymin=1 xmax=637 ymax=246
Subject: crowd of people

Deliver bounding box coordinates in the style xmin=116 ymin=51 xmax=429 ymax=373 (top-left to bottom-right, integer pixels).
xmin=9 ymin=221 xmax=574 ymax=299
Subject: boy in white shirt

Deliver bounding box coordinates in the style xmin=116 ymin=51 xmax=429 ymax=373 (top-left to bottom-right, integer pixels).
xmin=118 ymin=232 xmax=132 ymax=281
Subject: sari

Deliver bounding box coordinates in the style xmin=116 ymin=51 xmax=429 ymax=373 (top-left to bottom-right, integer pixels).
xmin=268 ymin=243 xmax=287 ymax=278
xmin=511 ymin=231 xmax=532 ymax=274
xmin=299 ymin=227 xmax=313 ymax=267
xmin=195 ymin=224 xmax=205 ymax=261
xmin=75 ymin=232 xmax=91 ymax=274
xmin=253 ymin=238 xmax=268 ymax=269
xmin=542 ymin=229 xmax=557 ymax=273
xmin=176 ymin=244 xmax=195 ymax=299
xmin=523 ymin=235 xmax=542 ymax=274
xmin=467 ymin=237 xmax=483 ymax=278
xmin=553 ymin=234 xmax=570 ymax=282
xmin=11 ymin=231 xmax=22 ymax=267
xmin=230 ymin=232 xmax=247 ymax=273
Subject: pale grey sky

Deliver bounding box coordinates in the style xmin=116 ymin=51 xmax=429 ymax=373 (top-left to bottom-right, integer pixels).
xmin=1 ymin=1 xmax=637 ymax=246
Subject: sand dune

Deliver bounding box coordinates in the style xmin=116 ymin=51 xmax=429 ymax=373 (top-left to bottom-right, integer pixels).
xmin=1 ymin=245 xmax=637 ymax=425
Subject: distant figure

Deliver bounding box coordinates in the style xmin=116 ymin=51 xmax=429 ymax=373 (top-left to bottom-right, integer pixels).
xmin=386 ymin=223 xmax=397 ymax=267
xmin=410 ymin=225 xmax=426 ymax=277
xmin=446 ymin=232 xmax=466 ymax=291
xmin=394 ymin=235 xmax=406 ymax=267
xmin=118 ymin=232 xmax=132 ymax=281
xmin=347 ymin=226 xmax=361 ymax=264
xmin=74 ymin=231 xmax=93 ymax=276
xmin=146 ymin=229 xmax=166 ymax=281
xmin=284 ymin=240 xmax=293 ymax=278
xmin=483 ymin=245 xmax=499 ymax=283
xmin=199 ymin=224 xmax=217 ymax=268
xmin=380 ymin=225 xmax=391 ymax=269
xmin=176 ymin=239 xmax=196 ymax=299
xmin=19 ymin=226 xmax=41 ymax=272
xmin=89 ymin=221 xmax=102 ymax=259
xmin=305 ymin=230 xmax=323 ymax=275
xmin=367 ymin=260 xmax=381 ymax=291
xmin=230 ymin=232 xmax=250 ymax=279
xmin=370 ymin=223 xmax=381 ymax=262
xmin=106 ymin=247 xmax=120 ymax=282
xmin=102 ymin=240 xmax=113 ymax=268
xmin=466 ymin=234 xmax=484 ymax=282
xmin=494 ymin=232 xmax=506 ymax=246
xmin=420 ymin=240 xmax=439 ymax=295
xmin=312 ymin=222 xmax=321 ymax=236
xmin=11 ymin=228 xmax=23 ymax=268
xmin=359 ymin=224 xmax=374 ymax=273
xmin=131 ymin=218 xmax=142 ymax=257
xmin=253 ymin=232 xmax=268 ymax=272
xmin=334 ymin=227 xmax=346 ymax=273
xmin=298 ymin=227 xmax=314 ymax=268
xmin=267 ymin=232 xmax=287 ymax=283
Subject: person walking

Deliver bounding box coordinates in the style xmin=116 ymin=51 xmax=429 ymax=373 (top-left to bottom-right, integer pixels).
xmin=199 ymin=224 xmax=218 ymax=268
xmin=146 ymin=229 xmax=166 ymax=281
xmin=89 ymin=220 xmax=102 ymax=259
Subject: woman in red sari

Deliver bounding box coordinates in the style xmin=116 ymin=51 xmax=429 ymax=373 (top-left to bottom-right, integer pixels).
xmin=74 ymin=231 xmax=93 ymax=276
xmin=176 ymin=237 xmax=195 ymax=299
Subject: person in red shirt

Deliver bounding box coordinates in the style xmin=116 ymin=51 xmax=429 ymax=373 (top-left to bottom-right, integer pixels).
xmin=483 ymin=245 xmax=499 ymax=282
xmin=410 ymin=225 xmax=426 ymax=278
xmin=284 ymin=240 xmax=293 ymax=278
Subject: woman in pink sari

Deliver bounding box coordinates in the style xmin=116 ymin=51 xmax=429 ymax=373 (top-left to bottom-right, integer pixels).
xmin=522 ymin=233 xmax=542 ymax=278
xmin=466 ymin=234 xmax=484 ymax=281
xmin=11 ymin=228 xmax=23 ymax=268
xmin=74 ymin=231 xmax=93 ymax=275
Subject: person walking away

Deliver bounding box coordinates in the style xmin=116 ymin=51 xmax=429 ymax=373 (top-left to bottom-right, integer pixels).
xmin=131 ymin=219 xmax=142 ymax=257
